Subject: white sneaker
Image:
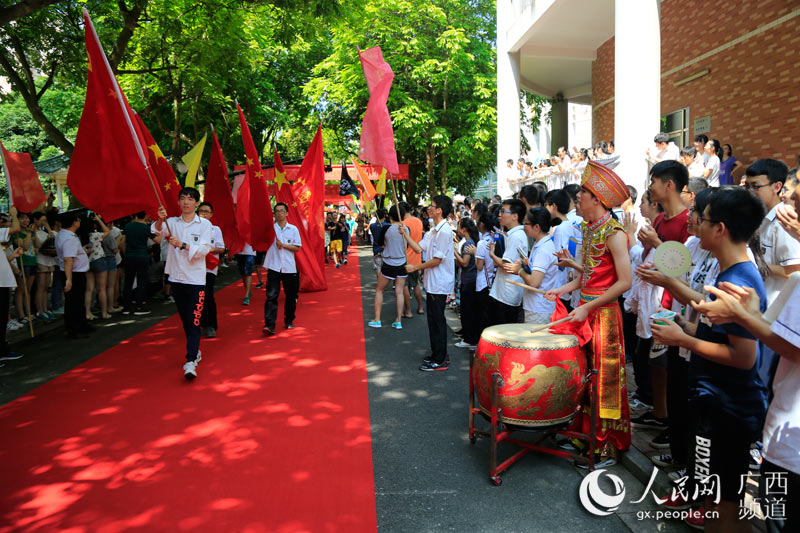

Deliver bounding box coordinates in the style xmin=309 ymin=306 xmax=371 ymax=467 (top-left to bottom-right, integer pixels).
xmin=194 ymin=351 xmax=202 ymax=364
xmin=7 ymin=319 xmax=21 ymax=330
xmin=454 ymin=341 xmax=477 ymax=349
xmin=183 ymin=361 xmax=197 ymax=380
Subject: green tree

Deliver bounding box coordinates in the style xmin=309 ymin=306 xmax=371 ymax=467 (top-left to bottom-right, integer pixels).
xmin=304 ymin=0 xmax=496 ymax=201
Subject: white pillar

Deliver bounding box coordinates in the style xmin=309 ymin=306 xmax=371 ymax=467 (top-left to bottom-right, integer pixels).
xmin=496 ymin=0 xmax=520 ymax=199
xmin=614 ymin=0 xmax=660 ymax=194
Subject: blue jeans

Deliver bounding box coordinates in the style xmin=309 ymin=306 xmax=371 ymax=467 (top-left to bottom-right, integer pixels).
xmin=51 ymin=269 xmax=64 ymax=310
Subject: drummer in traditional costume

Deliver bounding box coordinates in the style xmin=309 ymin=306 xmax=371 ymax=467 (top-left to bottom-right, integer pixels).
xmin=546 ymin=161 xmax=633 ymax=466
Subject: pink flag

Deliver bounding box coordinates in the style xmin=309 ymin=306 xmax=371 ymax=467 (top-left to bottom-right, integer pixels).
xmin=358 ymin=47 xmax=399 ymax=175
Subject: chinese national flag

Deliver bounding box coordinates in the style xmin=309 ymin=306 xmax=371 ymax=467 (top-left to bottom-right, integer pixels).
xmin=205 ymin=129 xmax=245 ymax=256
xmin=293 ymin=126 xmax=326 ymax=274
xmin=274 ymin=150 xmax=326 ymax=292
xmin=0 ymin=142 xmax=46 ymax=213
xmin=132 ymin=113 xmax=180 ymax=219
xmin=67 ymin=9 xmax=164 ymax=221
xmin=236 ymin=102 xmax=274 ymax=251
xmin=358 ymin=46 xmax=400 ymax=175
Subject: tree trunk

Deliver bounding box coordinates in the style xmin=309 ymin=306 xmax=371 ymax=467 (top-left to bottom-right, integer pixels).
xmin=440 ymin=154 xmax=448 ymax=195
xmin=171 ymin=86 xmax=182 ymax=169
xmin=426 ymin=143 xmax=436 ymax=197
xmin=406 ymin=163 xmax=418 ymax=205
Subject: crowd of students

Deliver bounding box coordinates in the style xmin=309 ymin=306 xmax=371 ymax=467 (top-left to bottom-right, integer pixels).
xmin=365 ymin=151 xmax=799 ymax=531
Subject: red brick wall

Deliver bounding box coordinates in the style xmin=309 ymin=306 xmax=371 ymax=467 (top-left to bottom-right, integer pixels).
xmin=592 ymin=37 xmax=615 ymax=144
xmin=591 ymin=1 xmax=800 ymax=167
xmin=660 ymin=0 xmax=800 ymax=167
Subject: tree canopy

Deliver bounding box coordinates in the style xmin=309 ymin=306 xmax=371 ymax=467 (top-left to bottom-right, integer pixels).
xmin=0 ymin=0 xmax=497 ymax=201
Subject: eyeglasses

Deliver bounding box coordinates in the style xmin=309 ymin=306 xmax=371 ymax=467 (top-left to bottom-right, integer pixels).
xmin=680 ymin=189 xmax=692 ymax=195
xmin=523 ymin=221 xmax=532 ymax=225
xmin=698 ymin=217 xmax=719 ymax=225
xmin=743 ymin=183 xmax=770 ymax=191
xmin=501 ymin=210 xmax=513 ymax=215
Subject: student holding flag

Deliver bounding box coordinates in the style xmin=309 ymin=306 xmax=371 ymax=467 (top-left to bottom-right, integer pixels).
xmin=152 ymin=187 xmax=212 ymax=380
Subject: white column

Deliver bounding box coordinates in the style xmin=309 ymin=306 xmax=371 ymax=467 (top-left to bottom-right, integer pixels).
xmin=496 ymin=0 xmax=520 ymax=199
xmin=614 ymin=0 xmax=660 ymax=195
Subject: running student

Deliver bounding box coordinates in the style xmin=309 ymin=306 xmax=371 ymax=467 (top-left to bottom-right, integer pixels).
xmin=152 ymin=187 xmax=212 ymax=380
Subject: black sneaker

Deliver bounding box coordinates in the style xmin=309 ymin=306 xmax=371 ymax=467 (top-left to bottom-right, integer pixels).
xmin=0 ymin=351 xmax=24 ymax=361
xmin=631 ymin=411 xmax=668 ymax=429
xmin=650 ymin=429 xmax=671 ymax=449
xmin=419 ymin=361 xmax=449 ymax=371
xmin=423 ymin=355 xmax=450 ymax=365
xmin=122 ymin=308 xmax=132 ymax=315
xmin=133 ymin=307 xmax=151 ymax=316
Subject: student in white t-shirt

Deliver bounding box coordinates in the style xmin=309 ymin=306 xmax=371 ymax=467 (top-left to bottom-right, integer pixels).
xmin=0 ymin=207 xmax=23 ymax=363
xmin=702 ymin=139 xmax=721 ymax=186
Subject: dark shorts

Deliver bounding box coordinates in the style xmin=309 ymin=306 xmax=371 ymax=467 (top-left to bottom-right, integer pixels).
xmin=255 ymin=250 xmax=266 ymax=267
xmin=406 ymin=270 xmax=420 ymax=288
xmin=104 ymin=256 xmax=117 ymax=271
xmin=380 ymin=262 xmax=408 ymax=280
xmin=21 ymin=264 xmax=37 ymax=277
xmin=236 ymin=254 xmax=255 ymax=277
xmin=688 ymin=397 xmax=757 ymax=502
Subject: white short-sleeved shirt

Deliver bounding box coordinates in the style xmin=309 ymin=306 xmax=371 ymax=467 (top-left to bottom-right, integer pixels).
xmin=760 ymin=205 xmax=800 ymax=306
xmin=151 ymin=215 xmax=212 ymax=286
xmin=764 ymin=283 xmax=800 ymax=475
xmin=490 ymin=225 xmax=528 ymax=307
xmin=239 ymin=243 xmax=256 ymax=256
xmin=264 ymin=222 xmax=302 ymax=274
xmin=421 ymin=219 xmax=454 ymax=295
xmin=35 ymin=228 xmax=57 ymax=267
xmin=704 ymin=155 xmax=721 ymax=186
xmin=0 ymin=229 xmax=17 ymax=288
xmin=523 ymin=236 xmax=558 ymax=314
xmin=475 ymin=235 xmax=495 ymax=292
xmin=56 ymin=229 xmax=89 ymax=273
xmin=207 ymin=225 xmax=225 ymax=275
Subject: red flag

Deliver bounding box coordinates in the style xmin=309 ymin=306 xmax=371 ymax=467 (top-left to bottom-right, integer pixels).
xmin=236 ymin=102 xmax=274 ymax=251
xmin=274 ymin=150 xmax=326 ymax=292
xmin=205 ymin=129 xmax=245 ymax=256
xmin=131 ymin=113 xmax=180 ymax=219
xmin=0 ymin=143 xmax=46 ymax=212
xmin=293 ymin=126 xmax=326 ymax=277
xmin=358 ymin=46 xmax=400 ymax=175
xmin=67 ymin=9 xmax=164 ymax=221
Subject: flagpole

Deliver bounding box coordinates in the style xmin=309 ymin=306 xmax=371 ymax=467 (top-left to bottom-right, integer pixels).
xmin=83 ymin=8 xmax=165 ymax=215
xmin=389 ymin=172 xmax=401 ymax=223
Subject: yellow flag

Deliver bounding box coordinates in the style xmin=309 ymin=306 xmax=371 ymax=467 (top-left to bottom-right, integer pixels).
xmin=375 ymin=167 xmax=387 ymax=195
xmin=182 ymin=133 xmax=207 ymax=187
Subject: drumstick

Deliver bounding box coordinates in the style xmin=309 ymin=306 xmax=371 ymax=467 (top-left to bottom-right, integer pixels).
xmin=505 ymin=279 xmax=546 ymax=295
xmin=530 ymin=316 xmax=572 ymax=333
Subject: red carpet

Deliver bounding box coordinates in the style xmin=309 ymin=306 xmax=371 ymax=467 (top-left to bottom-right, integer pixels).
xmin=0 ymin=250 xmax=376 ymax=532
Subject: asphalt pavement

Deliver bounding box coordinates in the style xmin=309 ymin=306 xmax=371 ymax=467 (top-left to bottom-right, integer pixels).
xmin=357 ymin=246 xmax=693 ymax=533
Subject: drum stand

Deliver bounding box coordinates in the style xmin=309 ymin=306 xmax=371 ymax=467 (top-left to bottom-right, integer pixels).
xmin=468 ymin=350 xmax=600 ymax=486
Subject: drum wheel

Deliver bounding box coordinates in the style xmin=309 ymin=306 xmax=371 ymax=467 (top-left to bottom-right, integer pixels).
xmin=469 ymin=435 xmax=477 ymax=444
xmin=491 ymin=476 xmax=502 ymax=486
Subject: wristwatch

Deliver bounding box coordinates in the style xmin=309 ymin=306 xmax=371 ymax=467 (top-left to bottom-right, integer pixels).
xmin=180 ymin=243 xmax=187 ymax=250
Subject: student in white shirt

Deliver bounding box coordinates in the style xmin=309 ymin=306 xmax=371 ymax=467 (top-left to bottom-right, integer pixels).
xmin=488 ymin=199 xmax=528 ymax=324
xmin=197 ymin=202 xmax=225 ymax=339
xmin=402 ymin=195 xmax=455 ymax=371
xmin=262 ymin=202 xmax=301 ymax=337
xmin=702 ymin=139 xmax=721 ymax=186
xmin=152 ymin=187 xmax=212 ymax=380
xmin=0 ymin=208 xmax=23 ymax=362
xmin=645 ymin=132 xmax=680 ymax=165
xmin=56 ymin=211 xmax=91 ymax=339
xmin=505 ymin=207 xmax=559 ymax=324
xmin=744 ymin=159 xmax=800 ymax=395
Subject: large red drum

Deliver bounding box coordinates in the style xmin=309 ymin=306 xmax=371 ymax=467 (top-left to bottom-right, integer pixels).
xmin=473 ymin=324 xmax=587 ymax=427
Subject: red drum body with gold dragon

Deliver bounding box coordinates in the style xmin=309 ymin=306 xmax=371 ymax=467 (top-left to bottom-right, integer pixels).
xmin=473 ymin=324 xmax=587 ymax=427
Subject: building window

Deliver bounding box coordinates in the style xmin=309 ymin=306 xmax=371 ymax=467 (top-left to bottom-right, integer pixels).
xmin=661 ymin=108 xmax=689 ymax=148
